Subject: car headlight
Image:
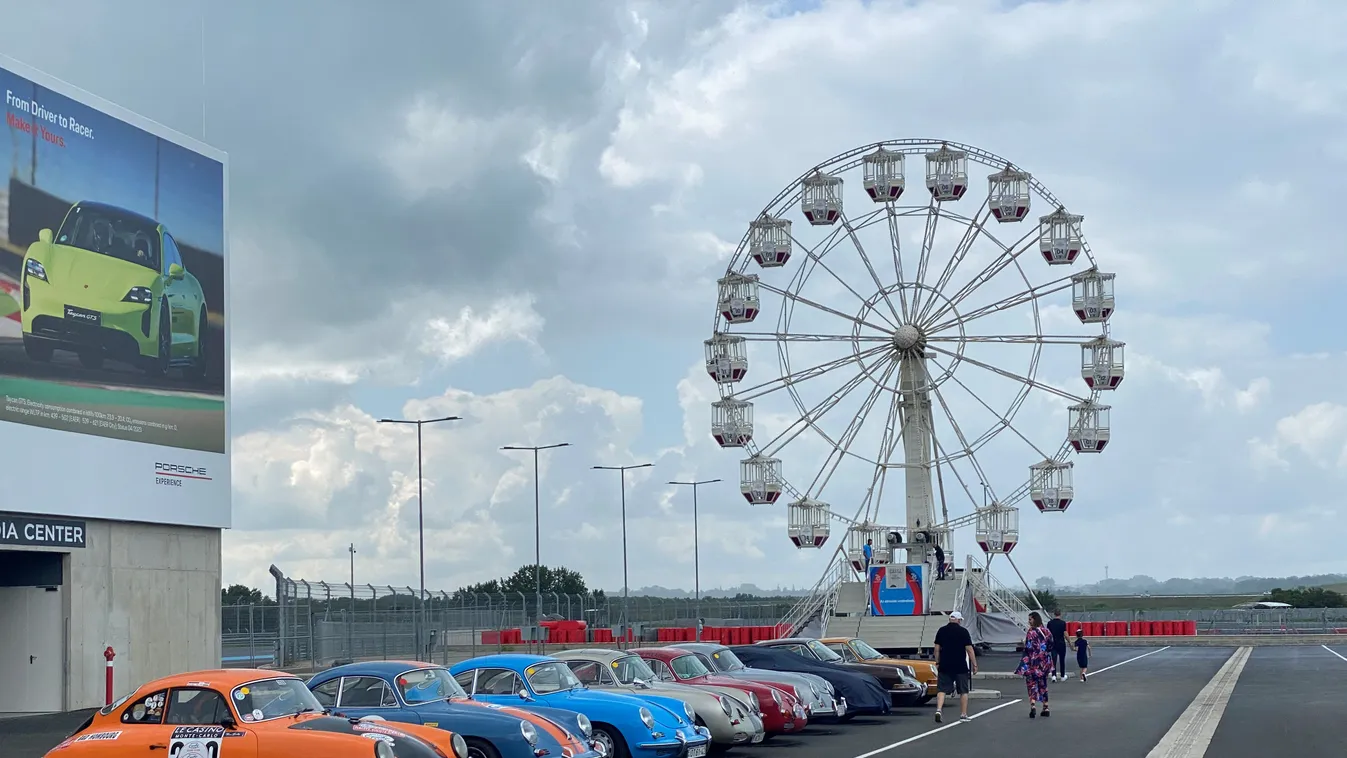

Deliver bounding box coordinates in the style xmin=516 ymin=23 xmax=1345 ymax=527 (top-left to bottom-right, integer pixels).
xmin=718 ymin=696 xmax=732 ymax=716
xmin=451 ymin=732 xmax=468 ymax=758
xmin=123 ymin=286 xmax=153 ymax=304
xmin=373 ymin=740 xmax=395 ymax=758
xmin=576 ymin=712 xmax=592 ymax=737
xmin=771 ymin=690 xmax=783 ymax=709
xmin=520 ymin=720 xmax=538 ymax=746
xmin=792 ymin=686 xmax=804 ymax=702
xmin=639 ymin=707 xmax=654 ymax=729
xmin=25 ymin=258 xmax=47 ymax=283
xmin=684 ymin=701 xmax=695 ymax=721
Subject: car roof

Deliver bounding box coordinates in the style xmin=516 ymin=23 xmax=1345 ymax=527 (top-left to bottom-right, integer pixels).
xmin=454 ymin=654 xmax=554 ymax=669
xmin=139 ymin=669 xmax=299 ymax=691
xmin=757 ymin=637 xmax=808 ymax=644
xmin=72 ymin=201 xmax=160 ymax=227
xmin=314 ymin=661 xmax=440 ymax=679
xmin=552 ymin=648 xmax=626 ymax=662
xmin=669 ymin=642 xmax=725 ymax=652
xmin=630 ymin=647 xmax=692 ymax=660
xmin=816 ymin=637 xmax=851 ymax=643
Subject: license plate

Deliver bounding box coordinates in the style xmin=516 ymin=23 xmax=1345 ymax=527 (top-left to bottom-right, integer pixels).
xmin=751 ymin=733 xmax=764 ymax=744
xmin=64 ymin=305 xmax=101 ymax=326
xmin=837 ymin=701 xmax=847 ymax=716
xmin=688 ymin=745 xmax=707 ymax=757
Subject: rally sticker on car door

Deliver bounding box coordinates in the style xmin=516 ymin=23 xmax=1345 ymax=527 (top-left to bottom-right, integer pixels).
xmin=169 ymin=726 xmax=222 ymax=757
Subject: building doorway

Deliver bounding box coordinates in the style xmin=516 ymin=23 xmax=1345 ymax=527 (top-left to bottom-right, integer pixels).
xmin=0 ymin=551 xmax=66 ymax=714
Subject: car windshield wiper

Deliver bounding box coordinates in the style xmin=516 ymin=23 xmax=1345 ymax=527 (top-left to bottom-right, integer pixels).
xmin=291 ymin=707 xmax=319 ymax=718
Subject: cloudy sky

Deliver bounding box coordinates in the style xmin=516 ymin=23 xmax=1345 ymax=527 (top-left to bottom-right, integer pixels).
xmin=5 ymin=0 xmax=1345 ymax=596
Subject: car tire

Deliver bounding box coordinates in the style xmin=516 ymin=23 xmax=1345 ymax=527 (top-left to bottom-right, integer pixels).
xmin=463 ymin=738 xmax=500 ymax=758
xmin=183 ymin=310 xmax=207 ymax=382
xmin=143 ymin=302 xmax=170 ymax=377
xmin=22 ymin=336 xmax=52 ymax=362
xmin=589 ymin=724 xmax=628 ymax=758
xmin=77 ymin=350 xmax=103 ymax=370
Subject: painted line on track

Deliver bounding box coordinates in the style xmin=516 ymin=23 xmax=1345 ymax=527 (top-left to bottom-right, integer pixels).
xmin=850 ymin=698 xmax=1023 ymax=758
xmin=1322 ymin=644 xmax=1347 ymax=663
xmin=1144 ymin=646 xmax=1251 ymax=758
xmin=1086 ymin=646 xmax=1171 ymax=677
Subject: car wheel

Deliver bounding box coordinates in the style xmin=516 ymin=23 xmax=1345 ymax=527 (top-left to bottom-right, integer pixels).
xmin=77 ymin=350 xmax=103 ymax=370
xmin=463 ymin=738 xmax=500 ymax=758
xmin=183 ymin=310 xmax=207 ymax=382
xmin=22 ymin=336 xmax=52 ymax=362
xmin=143 ymin=302 xmax=170 ymax=377
xmin=589 ymin=724 xmax=627 ymax=758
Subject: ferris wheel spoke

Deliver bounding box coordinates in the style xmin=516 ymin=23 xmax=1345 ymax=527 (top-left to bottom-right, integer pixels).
xmin=917 ymin=199 xmax=993 ymax=325
xmin=841 ymin=213 xmax=903 ymax=324
xmin=919 ymin=359 xmax=996 ymax=492
xmin=757 ymin=359 xmax=881 ymax=457
xmin=759 ymin=281 xmax=893 ymax=334
xmin=788 ymin=230 xmax=900 ymax=329
xmin=921 ymin=221 xmax=1040 ymax=329
xmin=926 ymin=334 xmax=1094 ymax=345
xmin=806 ymin=358 xmax=900 ymax=498
xmin=929 ymin=355 xmax=1056 ymax=462
xmin=734 ymin=332 xmax=893 ymax=343
xmin=927 ymin=416 xmax=983 ymax=522
xmin=908 ymin=195 xmax=941 ymax=318
xmin=925 ymin=342 xmax=1085 ymax=404
xmin=868 ymin=382 xmax=907 ymax=525
xmin=731 ymin=343 xmax=891 ymax=402
xmin=885 ymin=206 xmax=912 ymax=322
xmin=925 ymin=273 xmax=1074 ymax=335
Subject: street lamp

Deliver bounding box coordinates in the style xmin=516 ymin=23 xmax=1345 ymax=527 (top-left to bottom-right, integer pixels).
xmin=667 ymin=479 xmax=720 ymax=641
xmin=379 ymin=414 xmax=461 ymax=661
xmin=347 ymin=543 xmax=356 ymax=660
xmin=593 ymin=462 xmax=653 ymax=648
xmin=501 ymin=442 xmax=570 ymax=653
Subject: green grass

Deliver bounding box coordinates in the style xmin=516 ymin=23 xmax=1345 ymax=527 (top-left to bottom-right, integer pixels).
xmin=1057 ymin=594 xmax=1261 ymax=612
xmin=0 ymin=376 xmax=222 ymax=410
xmin=0 ymin=292 xmax=17 ymax=319
xmin=1320 ymin=582 xmax=1347 ymax=595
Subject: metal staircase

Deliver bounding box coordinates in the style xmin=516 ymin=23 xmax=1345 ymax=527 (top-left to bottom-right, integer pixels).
xmin=781 ymin=549 xmax=848 ymax=637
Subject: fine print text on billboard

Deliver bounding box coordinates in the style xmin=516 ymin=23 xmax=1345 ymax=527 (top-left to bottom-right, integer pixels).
xmin=0 ymin=57 xmax=229 ymax=528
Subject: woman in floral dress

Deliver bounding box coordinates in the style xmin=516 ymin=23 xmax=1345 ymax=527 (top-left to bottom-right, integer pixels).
xmin=1015 ymin=611 xmax=1053 ymax=718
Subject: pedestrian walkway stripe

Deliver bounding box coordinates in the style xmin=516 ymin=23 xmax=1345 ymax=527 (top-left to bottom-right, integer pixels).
xmin=850 ymin=698 xmax=1023 ymax=758
xmin=1322 ymin=645 xmax=1347 ymax=664
xmin=1144 ymin=646 xmax=1252 ymax=758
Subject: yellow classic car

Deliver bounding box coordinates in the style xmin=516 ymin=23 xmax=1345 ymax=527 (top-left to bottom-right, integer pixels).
xmin=819 ymin=637 xmax=938 ymax=703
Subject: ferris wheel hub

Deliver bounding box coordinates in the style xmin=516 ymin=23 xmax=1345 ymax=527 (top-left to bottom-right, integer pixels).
xmin=892 ymin=324 xmax=924 ymax=351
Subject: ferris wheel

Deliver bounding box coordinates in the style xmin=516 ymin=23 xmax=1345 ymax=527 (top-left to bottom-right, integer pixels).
xmin=704 ymin=139 xmax=1122 ymax=571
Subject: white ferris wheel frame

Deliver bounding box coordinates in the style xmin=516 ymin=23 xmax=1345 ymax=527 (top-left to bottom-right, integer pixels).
xmin=708 ymin=138 xmax=1118 ymax=548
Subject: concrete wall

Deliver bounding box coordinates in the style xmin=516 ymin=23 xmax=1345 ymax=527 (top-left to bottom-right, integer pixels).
xmin=28 ymin=518 xmax=221 ymax=710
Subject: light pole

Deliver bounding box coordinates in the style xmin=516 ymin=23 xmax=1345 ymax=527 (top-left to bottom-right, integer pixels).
xmin=667 ymin=478 xmax=720 ymax=640
xmin=501 ymin=442 xmax=570 ymax=653
xmin=593 ymin=463 xmax=652 ymax=648
xmin=379 ymin=414 xmax=461 ymax=661
xmin=347 ymin=543 xmax=356 ymax=659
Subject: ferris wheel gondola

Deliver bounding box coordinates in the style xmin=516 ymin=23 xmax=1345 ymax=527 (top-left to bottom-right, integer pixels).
xmin=704 ymin=139 xmax=1124 ymax=567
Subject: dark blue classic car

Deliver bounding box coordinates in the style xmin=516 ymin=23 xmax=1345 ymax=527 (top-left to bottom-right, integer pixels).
xmin=308 ymin=661 xmax=605 ymax=758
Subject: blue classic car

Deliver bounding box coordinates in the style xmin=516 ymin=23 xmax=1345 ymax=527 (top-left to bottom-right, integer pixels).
xmin=449 ymin=654 xmax=712 ymax=758
xmin=308 ymin=661 xmax=605 ymax=758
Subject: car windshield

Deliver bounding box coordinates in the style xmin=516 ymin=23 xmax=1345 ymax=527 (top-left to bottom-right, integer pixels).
xmin=231 ymin=678 xmax=324 ymax=722
xmin=712 ymin=649 xmax=746 ymax=671
xmin=55 ymin=204 xmax=160 ymax=271
xmin=398 ymin=668 xmax=468 ymax=703
xmin=806 ymin=640 xmax=843 ymax=662
xmin=671 ymin=654 xmax=711 ymax=679
xmin=525 ymin=662 xmax=584 ymax=694
xmin=850 ymin=639 xmax=885 ymax=660
xmin=612 ymin=655 xmax=659 ymax=685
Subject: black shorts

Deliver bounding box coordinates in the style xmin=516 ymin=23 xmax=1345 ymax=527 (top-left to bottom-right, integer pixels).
xmin=938 ymin=672 xmax=972 ymax=695
xmin=1077 ymin=655 xmax=1089 ymax=668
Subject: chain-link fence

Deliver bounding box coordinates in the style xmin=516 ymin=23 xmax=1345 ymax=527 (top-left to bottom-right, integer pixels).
xmin=225 ymin=565 xmax=800 ymax=670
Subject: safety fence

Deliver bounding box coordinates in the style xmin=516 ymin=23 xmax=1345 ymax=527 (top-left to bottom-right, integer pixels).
xmin=218 ymin=565 xmax=802 ymax=670
xmin=1059 ymin=608 xmax=1347 ymax=636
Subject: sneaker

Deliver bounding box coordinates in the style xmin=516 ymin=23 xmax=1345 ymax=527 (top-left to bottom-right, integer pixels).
xmin=934 ymin=711 xmax=943 ymax=723
xmin=1050 ymin=675 xmax=1057 ymax=682
xmin=959 ymin=714 xmax=971 ymax=722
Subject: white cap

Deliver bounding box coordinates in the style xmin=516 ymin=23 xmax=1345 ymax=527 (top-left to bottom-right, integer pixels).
xmin=950 ymin=611 xmax=964 ymax=621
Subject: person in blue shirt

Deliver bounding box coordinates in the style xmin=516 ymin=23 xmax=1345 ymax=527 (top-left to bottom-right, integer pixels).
xmin=863 ymin=539 xmax=873 ymax=570
xmin=1074 ymin=629 xmax=1090 ymax=682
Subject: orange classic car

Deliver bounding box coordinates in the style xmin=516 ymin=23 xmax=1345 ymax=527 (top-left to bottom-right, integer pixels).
xmin=819 ymin=637 xmax=940 ymax=703
xmin=45 ymin=668 xmax=468 ymax=758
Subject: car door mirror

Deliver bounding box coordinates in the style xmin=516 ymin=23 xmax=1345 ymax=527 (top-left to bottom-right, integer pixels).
xmin=168 ymin=263 xmax=185 ymax=280
xmin=517 ymin=690 xmax=534 ymax=702
xmin=220 ymin=717 xmax=237 ymax=730
xmin=38 ymin=228 xmax=52 ymax=244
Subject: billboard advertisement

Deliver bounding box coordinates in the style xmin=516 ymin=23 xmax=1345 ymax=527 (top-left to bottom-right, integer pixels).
xmin=0 ymin=55 xmax=229 ymax=528
xmin=868 ymin=564 xmax=926 ymax=616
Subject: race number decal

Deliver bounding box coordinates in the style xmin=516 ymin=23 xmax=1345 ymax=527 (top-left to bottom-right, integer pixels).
xmin=169 ymin=726 xmax=224 ymax=757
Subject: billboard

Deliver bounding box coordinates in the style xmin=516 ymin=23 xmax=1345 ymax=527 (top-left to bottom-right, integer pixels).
xmin=0 ymin=55 xmax=229 ymax=529
xmin=867 ymin=564 xmax=927 ymax=616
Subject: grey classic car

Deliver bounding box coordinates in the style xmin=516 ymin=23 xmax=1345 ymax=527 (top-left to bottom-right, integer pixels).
xmin=552 ymin=648 xmax=766 ymax=751
xmin=671 ymin=642 xmax=846 ymax=721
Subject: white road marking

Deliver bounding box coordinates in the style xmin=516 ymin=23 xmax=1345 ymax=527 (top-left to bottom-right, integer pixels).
xmin=850 ymin=698 xmax=1022 ymax=758
xmin=1086 ymin=646 xmax=1171 ymax=677
xmin=1322 ymin=644 xmax=1347 ymax=663
xmin=1144 ymin=646 xmax=1252 ymax=758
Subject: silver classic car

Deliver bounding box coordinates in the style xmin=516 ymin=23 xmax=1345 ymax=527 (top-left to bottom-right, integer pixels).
xmin=671 ymin=642 xmax=846 ymax=721
xmin=552 ymin=648 xmax=766 ymax=750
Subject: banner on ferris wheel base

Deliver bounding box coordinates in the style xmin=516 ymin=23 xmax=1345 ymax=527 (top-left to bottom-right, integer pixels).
xmin=867 ymin=564 xmax=927 ymax=616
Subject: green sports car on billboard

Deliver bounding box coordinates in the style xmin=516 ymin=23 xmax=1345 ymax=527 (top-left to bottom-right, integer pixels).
xmin=19 ymin=201 xmax=209 ymax=380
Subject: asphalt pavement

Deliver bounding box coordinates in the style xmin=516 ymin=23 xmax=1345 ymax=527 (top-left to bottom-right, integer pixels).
xmin=3 ymin=645 xmax=1344 ymax=757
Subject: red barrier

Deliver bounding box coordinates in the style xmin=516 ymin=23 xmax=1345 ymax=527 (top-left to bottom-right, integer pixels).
xmin=1066 ymin=621 xmax=1081 ymax=636
xmin=104 ymin=647 xmax=115 ymax=706
xmin=1183 ymin=620 xmax=1197 ymax=636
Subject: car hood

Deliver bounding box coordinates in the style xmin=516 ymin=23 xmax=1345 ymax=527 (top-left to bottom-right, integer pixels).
xmin=646 ymin=680 xmax=754 ymax=709
xmin=543 ymin=688 xmax=691 ymax=729
xmin=727 ymin=647 xmax=890 ymax=714
xmin=30 ymin=242 xmax=157 ymax=300
xmin=284 ymin=715 xmax=444 ymax=757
